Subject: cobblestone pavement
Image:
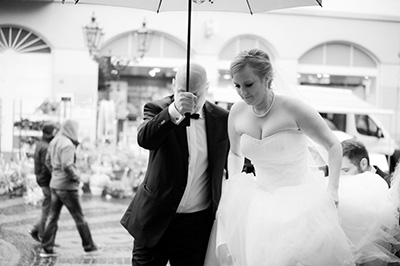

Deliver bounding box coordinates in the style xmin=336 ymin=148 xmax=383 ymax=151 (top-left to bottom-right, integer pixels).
xmin=0 ymin=194 xmax=134 ymax=266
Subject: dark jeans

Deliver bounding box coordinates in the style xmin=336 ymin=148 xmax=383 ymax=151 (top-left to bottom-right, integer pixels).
xmin=32 ymin=186 xmax=51 ymax=239
xmin=41 ymin=189 xmax=95 ymax=252
xmin=132 ymin=208 xmax=214 ymax=266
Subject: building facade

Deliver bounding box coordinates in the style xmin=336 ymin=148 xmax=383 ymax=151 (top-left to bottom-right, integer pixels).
xmin=0 ymin=0 xmax=399 ymax=157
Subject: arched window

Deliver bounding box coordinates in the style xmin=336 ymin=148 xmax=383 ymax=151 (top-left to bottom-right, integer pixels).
xmin=299 ymin=42 xmax=376 ymax=68
xmin=298 ymin=42 xmax=378 ymax=101
xmin=219 ymin=35 xmax=273 ymax=62
xmin=100 ymin=30 xmax=186 ymax=60
xmin=0 ymin=26 xmax=51 ymax=53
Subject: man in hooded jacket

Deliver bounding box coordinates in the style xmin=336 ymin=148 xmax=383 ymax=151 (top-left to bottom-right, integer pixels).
xmin=40 ymin=119 xmax=98 ymax=257
xmin=28 ymin=122 xmax=58 ymax=242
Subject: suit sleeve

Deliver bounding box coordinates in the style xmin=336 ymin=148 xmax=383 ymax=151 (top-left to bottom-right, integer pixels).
xmin=137 ymin=101 xmax=180 ymax=150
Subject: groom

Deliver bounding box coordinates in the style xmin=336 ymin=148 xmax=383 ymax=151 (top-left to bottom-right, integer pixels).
xmin=121 ymin=62 xmax=230 ymax=266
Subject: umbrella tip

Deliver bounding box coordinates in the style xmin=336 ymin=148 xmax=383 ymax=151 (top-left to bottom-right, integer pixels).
xmin=316 ymin=0 xmax=322 ymax=7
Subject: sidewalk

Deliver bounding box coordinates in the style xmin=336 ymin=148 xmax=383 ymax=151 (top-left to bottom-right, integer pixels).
xmin=0 ymin=194 xmax=134 ymax=266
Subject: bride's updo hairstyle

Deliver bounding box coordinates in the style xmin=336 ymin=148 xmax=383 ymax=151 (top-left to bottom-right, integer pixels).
xmin=230 ymin=49 xmax=274 ymax=88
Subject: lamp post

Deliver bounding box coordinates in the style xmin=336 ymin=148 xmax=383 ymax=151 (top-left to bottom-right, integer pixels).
xmin=111 ymin=18 xmax=152 ymax=70
xmin=82 ymin=13 xmax=104 ymax=61
xmin=137 ymin=19 xmax=150 ymax=59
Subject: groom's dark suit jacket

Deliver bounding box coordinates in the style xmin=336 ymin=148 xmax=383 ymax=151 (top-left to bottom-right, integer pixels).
xmin=120 ymin=95 xmax=229 ymax=247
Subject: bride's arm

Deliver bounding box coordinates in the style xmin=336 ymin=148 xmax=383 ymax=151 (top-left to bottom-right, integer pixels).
xmin=290 ymin=98 xmax=342 ymax=205
xmin=227 ymin=104 xmax=244 ymax=177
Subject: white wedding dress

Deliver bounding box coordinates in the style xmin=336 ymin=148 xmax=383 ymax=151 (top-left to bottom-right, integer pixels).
xmin=205 ymin=129 xmax=355 ymax=266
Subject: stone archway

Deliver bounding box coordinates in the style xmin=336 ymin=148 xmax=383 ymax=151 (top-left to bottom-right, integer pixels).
xmin=0 ymin=25 xmax=53 ymax=155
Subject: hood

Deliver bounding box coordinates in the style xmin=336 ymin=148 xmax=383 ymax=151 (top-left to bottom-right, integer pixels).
xmin=60 ymin=119 xmax=80 ymax=145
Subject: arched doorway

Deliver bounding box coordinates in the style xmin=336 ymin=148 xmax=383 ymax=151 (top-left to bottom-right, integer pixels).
xmin=0 ymin=25 xmax=52 ymax=156
xmin=97 ymin=30 xmax=187 ymax=144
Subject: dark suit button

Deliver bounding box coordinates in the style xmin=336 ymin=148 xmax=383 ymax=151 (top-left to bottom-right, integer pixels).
xmin=171 ymin=206 xmax=177 ymax=211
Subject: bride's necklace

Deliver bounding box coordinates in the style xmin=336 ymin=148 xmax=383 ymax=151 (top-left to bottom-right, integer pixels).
xmin=252 ymin=91 xmax=275 ymax=118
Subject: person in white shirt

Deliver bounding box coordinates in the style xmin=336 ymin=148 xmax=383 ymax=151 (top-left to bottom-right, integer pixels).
xmin=339 ymin=138 xmax=400 ymax=265
xmin=341 ymin=138 xmax=390 ymax=186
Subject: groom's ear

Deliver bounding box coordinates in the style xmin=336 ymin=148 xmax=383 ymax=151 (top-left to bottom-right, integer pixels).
xmin=359 ymin=158 xmax=369 ymax=172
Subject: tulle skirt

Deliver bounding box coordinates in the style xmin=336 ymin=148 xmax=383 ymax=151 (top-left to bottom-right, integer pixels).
xmin=205 ymin=172 xmax=355 ymax=266
xmin=338 ymin=172 xmax=400 ymax=264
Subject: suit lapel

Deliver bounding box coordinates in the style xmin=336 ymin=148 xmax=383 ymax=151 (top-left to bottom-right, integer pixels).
xmin=204 ymin=102 xmax=217 ymax=166
xmin=176 ymin=123 xmax=189 ymax=165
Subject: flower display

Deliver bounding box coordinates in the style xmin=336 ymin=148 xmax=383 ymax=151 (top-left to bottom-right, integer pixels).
xmin=0 ymin=155 xmax=31 ymax=198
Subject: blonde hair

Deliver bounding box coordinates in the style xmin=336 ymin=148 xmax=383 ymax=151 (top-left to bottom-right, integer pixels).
xmin=230 ymin=49 xmax=274 ymax=88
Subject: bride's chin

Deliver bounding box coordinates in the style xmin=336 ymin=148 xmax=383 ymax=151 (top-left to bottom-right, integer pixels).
xmin=241 ymin=97 xmax=253 ymax=104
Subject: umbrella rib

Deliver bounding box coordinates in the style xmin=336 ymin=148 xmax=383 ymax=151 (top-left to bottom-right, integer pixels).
xmin=245 ymin=0 xmax=253 ymax=15
xmin=157 ymin=0 xmax=163 ymax=13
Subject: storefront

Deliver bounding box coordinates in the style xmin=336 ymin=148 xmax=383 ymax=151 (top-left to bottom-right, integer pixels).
xmin=1 ymin=0 xmax=399 ymax=157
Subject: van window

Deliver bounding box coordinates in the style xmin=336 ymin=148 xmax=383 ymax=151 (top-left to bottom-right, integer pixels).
xmin=355 ymin=114 xmax=381 ymax=137
xmin=320 ymin=113 xmax=346 ymax=132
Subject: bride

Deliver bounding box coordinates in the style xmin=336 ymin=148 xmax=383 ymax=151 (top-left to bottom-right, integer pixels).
xmin=205 ymin=48 xmax=355 ymax=266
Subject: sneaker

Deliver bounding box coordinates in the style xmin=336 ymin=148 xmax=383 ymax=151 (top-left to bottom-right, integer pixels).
xmin=28 ymin=229 xmax=40 ymax=242
xmin=84 ymin=243 xmax=104 ymax=253
xmin=39 ymin=249 xmax=59 ymax=258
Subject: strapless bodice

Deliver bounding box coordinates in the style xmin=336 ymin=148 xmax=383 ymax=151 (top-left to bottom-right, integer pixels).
xmin=240 ymin=130 xmax=310 ymax=189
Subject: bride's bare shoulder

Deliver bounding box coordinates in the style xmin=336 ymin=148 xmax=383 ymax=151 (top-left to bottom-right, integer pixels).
xmin=276 ymin=94 xmax=308 ymax=110
xmin=229 ymin=101 xmax=247 ymax=114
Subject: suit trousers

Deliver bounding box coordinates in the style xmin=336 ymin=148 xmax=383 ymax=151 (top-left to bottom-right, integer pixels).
xmin=132 ymin=208 xmax=214 ymax=266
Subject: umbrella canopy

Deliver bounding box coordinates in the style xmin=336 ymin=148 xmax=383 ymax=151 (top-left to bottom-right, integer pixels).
xmin=74 ymin=0 xmax=321 ymax=14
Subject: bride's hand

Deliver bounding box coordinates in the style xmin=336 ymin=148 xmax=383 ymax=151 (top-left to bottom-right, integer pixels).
xmin=326 ymin=186 xmax=339 ymax=207
xmin=218 ymin=244 xmax=234 ymax=266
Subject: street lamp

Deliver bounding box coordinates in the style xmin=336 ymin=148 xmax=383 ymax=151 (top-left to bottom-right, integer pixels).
xmin=111 ymin=18 xmax=152 ymax=69
xmin=83 ymin=14 xmax=152 ymax=69
xmin=137 ymin=19 xmax=150 ymax=59
xmin=82 ymin=13 xmax=104 ymax=61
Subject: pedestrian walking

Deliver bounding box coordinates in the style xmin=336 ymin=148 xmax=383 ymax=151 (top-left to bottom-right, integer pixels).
xmin=28 ymin=121 xmax=58 ymax=242
xmin=40 ymin=119 xmax=99 ymax=257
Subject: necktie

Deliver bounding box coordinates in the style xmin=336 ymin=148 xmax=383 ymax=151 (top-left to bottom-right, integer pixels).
xmin=190 ymin=113 xmax=200 ymax=119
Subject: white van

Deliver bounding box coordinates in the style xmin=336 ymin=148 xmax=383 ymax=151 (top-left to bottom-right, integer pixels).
xmin=298 ymin=86 xmax=399 ymax=173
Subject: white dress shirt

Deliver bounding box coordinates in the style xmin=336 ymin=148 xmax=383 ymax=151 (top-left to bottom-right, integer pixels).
xmin=168 ymin=103 xmax=210 ymax=213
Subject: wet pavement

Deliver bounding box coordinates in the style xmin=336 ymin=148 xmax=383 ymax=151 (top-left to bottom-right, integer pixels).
xmin=0 ymin=194 xmax=134 ymax=266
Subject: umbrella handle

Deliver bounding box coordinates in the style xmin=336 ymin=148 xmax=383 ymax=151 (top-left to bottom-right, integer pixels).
xmin=185 ymin=0 xmax=192 ymax=127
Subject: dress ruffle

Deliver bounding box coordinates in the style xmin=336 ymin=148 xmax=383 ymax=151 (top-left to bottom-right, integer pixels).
xmin=206 ymin=172 xmax=354 ymax=266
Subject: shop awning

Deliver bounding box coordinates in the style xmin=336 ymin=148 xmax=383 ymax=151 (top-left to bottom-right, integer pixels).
xmin=297 ymin=85 xmax=393 ymax=115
